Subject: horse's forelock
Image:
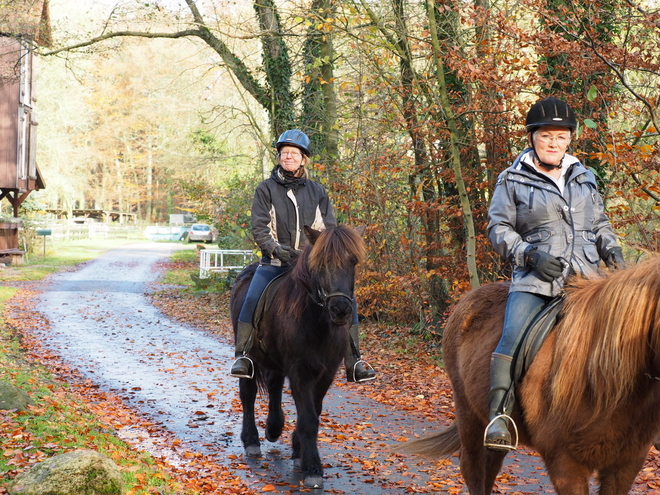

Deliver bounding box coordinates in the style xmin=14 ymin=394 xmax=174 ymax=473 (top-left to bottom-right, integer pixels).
xmin=550 ymin=257 xmax=660 ymax=425
xmin=307 ymin=226 xmax=366 ymax=273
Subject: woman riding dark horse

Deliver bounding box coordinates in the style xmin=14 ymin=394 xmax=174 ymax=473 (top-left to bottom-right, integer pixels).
xmin=485 ymin=97 xmax=624 ymax=451
xmin=229 ymin=129 xmax=375 ymax=383
xmin=231 ymin=224 xmax=368 ymax=489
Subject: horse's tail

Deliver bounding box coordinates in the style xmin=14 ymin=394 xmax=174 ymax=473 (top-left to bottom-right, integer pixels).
xmin=390 ymin=422 xmax=461 ymax=458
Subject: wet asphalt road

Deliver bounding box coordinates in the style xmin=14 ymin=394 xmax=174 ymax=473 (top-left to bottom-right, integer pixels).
xmin=24 ymin=242 xmax=569 ymax=494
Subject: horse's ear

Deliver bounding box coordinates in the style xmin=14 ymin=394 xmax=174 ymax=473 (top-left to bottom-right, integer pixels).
xmin=303 ymin=225 xmax=322 ymax=245
xmin=354 ymin=225 xmax=366 ymax=237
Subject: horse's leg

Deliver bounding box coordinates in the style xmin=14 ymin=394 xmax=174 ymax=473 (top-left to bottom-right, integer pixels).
xmin=455 ymin=410 xmax=506 ymax=495
xmin=291 ymin=371 xmax=334 ymax=462
xmin=291 ymin=371 xmax=335 ymax=476
xmin=265 ymin=373 xmax=285 ymax=442
xmin=543 ymin=454 xmax=591 ymax=495
xmin=239 ymin=376 xmax=261 ymax=456
xmin=289 ymin=374 xmax=328 ymax=489
xmin=597 ymin=451 xmax=648 ymax=495
xmin=312 ymin=370 xmax=335 ymax=417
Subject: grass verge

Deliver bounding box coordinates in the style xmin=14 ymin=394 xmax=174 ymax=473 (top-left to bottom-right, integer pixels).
xmin=159 ymin=248 xmax=199 ymax=288
xmin=0 ymin=240 xmax=198 ymax=494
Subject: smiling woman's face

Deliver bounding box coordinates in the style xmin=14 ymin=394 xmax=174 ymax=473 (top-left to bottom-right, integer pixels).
xmin=531 ymin=126 xmax=572 ymax=167
xmin=279 ymin=146 xmax=304 ymax=173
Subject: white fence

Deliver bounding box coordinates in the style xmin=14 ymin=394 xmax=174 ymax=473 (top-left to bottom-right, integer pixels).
xmin=199 ymin=249 xmax=256 ymax=278
xmin=46 ymin=223 xmax=140 ymax=241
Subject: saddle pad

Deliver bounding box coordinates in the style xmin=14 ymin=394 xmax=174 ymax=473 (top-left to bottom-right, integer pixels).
xmin=513 ymin=296 xmax=564 ymax=385
xmin=253 ymin=272 xmax=288 ymax=329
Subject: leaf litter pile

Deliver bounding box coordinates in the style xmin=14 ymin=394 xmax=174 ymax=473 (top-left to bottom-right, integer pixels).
xmin=0 ymin=256 xmax=657 ymax=494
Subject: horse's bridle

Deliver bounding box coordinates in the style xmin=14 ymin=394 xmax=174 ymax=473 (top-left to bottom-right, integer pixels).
xmin=312 ymin=287 xmax=353 ymax=307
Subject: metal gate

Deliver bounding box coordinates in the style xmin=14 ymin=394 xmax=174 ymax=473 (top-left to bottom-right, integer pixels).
xmin=199 ymin=249 xmax=256 ymax=278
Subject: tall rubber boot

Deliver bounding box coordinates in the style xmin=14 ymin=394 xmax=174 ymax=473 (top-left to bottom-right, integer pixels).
xmin=344 ymin=324 xmax=376 ymax=382
xmin=484 ymin=353 xmax=517 ymax=452
xmin=230 ymin=321 xmax=255 ymax=379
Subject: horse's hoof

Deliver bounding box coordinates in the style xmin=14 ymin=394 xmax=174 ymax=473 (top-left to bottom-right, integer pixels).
xmin=244 ymin=445 xmax=261 ymax=457
xmin=265 ymin=428 xmax=282 ymax=442
xmin=303 ymin=475 xmax=324 ymax=489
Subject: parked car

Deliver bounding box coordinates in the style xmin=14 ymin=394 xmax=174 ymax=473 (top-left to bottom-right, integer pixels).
xmin=187 ymin=223 xmax=215 ymax=243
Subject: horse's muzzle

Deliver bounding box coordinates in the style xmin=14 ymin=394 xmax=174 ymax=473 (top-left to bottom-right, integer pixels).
xmin=326 ymin=294 xmax=353 ymax=326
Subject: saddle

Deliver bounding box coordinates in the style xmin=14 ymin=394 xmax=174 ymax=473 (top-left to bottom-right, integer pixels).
xmin=251 ymin=271 xmax=288 ymax=352
xmin=513 ymin=295 xmax=564 ymax=385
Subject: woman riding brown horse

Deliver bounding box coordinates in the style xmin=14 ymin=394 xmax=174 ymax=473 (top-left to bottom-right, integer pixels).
xmin=396 ymin=257 xmax=660 ymax=495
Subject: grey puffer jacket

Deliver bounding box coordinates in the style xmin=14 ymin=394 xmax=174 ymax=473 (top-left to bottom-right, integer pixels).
xmin=251 ymin=166 xmax=337 ymax=266
xmin=487 ymin=149 xmax=620 ymax=297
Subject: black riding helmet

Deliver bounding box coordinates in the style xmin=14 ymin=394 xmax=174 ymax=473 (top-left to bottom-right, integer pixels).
xmin=276 ymin=129 xmax=311 ymax=157
xmin=525 ymin=97 xmax=577 ymax=134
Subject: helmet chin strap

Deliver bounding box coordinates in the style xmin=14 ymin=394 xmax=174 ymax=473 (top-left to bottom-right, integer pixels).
xmin=533 ymin=150 xmax=563 ymax=170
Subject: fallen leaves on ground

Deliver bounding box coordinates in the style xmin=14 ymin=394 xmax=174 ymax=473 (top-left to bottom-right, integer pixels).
xmin=0 ymin=288 xmax=259 ymax=495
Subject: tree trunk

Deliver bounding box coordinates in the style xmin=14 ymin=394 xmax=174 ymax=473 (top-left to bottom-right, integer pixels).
xmin=147 ymin=151 xmax=153 ymax=222
xmin=427 ymin=0 xmax=480 ymax=289
xmin=253 ymin=0 xmax=295 ymax=136
xmin=302 ymin=0 xmax=339 ymax=178
xmin=392 ymin=0 xmax=451 ymax=311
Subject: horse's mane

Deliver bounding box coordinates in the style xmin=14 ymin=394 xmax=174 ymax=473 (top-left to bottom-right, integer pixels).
xmin=275 ymin=226 xmax=366 ymax=317
xmin=550 ymin=256 xmax=660 ymax=425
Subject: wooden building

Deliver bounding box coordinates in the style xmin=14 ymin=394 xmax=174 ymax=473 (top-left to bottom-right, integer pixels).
xmin=0 ymin=0 xmax=51 ymax=260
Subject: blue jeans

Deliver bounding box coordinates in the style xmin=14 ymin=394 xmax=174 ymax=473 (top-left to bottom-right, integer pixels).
xmin=494 ymin=291 xmax=550 ymax=357
xmin=238 ymin=264 xmax=288 ymax=324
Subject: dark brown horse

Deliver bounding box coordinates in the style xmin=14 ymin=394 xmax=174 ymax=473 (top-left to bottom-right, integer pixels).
xmin=396 ymin=257 xmax=660 ymax=495
xmin=230 ymin=225 xmax=365 ymax=489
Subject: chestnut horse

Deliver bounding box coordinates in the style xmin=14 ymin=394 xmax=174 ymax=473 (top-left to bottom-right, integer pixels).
xmin=230 ymin=225 xmax=365 ymax=489
xmin=397 ymin=257 xmax=660 ymax=495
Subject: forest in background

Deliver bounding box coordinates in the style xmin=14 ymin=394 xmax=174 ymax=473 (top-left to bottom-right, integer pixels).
xmin=15 ymin=0 xmax=660 ymax=329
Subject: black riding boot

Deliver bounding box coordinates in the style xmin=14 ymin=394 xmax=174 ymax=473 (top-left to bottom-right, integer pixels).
xmin=230 ymin=321 xmax=255 ymax=378
xmin=345 ymin=324 xmax=376 ymax=382
xmin=484 ymin=352 xmax=517 ymax=452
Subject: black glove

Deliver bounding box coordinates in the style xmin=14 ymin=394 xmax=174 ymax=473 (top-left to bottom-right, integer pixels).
xmin=604 ymin=247 xmax=625 ymax=269
xmin=525 ymin=246 xmax=564 ymax=282
xmin=274 ymin=244 xmax=293 ymax=263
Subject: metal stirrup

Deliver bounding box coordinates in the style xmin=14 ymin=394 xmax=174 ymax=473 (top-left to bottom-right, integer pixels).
xmin=350 ymin=359 xmax=376 ymax=382
xmin=231 ymin=356 xmax=255 ymax=379
xmin=483 ymin=413 xmax=519 ymax=452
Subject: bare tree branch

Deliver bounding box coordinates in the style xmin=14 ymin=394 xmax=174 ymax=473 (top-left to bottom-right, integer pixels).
xmin=632 ymin=172 xmax=660 ymax=203
xmin=38 ymin=30 xmax=201 ymax=56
